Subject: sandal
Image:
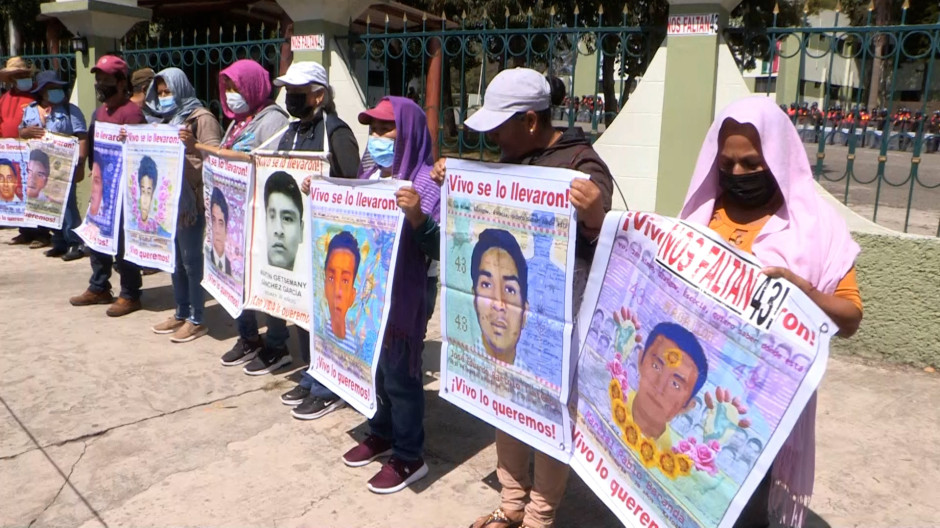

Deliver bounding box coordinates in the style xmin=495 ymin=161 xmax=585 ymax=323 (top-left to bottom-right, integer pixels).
xmin=469 ymin=507 xmax=524 ymax=528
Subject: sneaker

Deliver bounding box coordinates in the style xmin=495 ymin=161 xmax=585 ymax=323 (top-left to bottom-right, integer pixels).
xmin=291 ymin=395 xmax=347 ymax=420
xmin=242 ymin=346 xmax=291 ymax=376
xmin=106 ymin=297 xmax=142 ymax=317
xmin=44 ymin=246 xmax=67 ymax=258
xmin=342 ymin=435 xmax=393 ymax=468
xmin=69 ymin=288 xmax=114 ymax=306
xmin=61 ymin=244 xmax=85 ymax=262
xmin=280 ymin=385 xmax=310 ymax=406
xmin=220 ymin=337 xmax=263 ymax=366
xmin=141 ymin=268 xmax=160 ymax=276
xmin=367 ymin=456 xmax=429 ymax=494
xmin=152 ymin=316 xmax=185 ymax=335
xmin=170 ymin=321 xmax=208 ymax=343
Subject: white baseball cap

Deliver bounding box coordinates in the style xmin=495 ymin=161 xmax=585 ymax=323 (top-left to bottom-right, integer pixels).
xmin=274 ymin=61 xmax=328 ymax=87
xmin=464 ymin=68 xmax=551 ymax=132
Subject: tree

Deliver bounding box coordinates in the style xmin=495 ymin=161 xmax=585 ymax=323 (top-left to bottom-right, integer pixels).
xmin=0 ymin=0 xmax=43 ymax=56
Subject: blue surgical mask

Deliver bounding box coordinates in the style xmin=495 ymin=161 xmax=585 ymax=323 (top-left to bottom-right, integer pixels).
xmin=16 ymin=78 xmax=33 ymax=92
xmin=226 ymin=92 xmax=249 ymax=115
xmin=159 ymin=95 xmax=177 ymax=113
xmin=46 ymin=89 xmax=65 ymax=104
xmin=367 ymin=137 xmax=395 ymax=168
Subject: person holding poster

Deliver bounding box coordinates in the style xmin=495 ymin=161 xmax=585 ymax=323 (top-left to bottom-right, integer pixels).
xmin=69 ymin=55 xmax=147 ymax=317
xmin=216 ymin=59 xmax=294 ymax=371
xmin=267 ymin=61 xmax=363 ymax=418
xmin=431 ymin=69 xmax=613 ymax=528
xmin=19 ymin=70 xmax=87 ymax=260
xmin=0 ymin=57 xmax=42 ymax=246
xmin=0 ymin=141 xmax=30 ymax=227
xmin=678 ymin=96 xmax=863 ymax=527
xmin=337 ymin=96 xmax=441 ymax=495
xmin=146 ymin=67 xmax=223 ymax=343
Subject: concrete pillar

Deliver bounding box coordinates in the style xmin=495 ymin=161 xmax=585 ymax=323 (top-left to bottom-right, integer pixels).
xmin=276 ymin=0 xmax=380 ymax=152
xmin=40 ymin=0 xmax=151 ymax=119
xmin=654 ymin=0 xmax=742 ymax=216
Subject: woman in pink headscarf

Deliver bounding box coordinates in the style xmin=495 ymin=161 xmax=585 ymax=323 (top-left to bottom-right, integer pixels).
xmin=680 ymin=96 xmax=863 ymax=528
xmin=217 ymin=59 xmax=289 ymax=153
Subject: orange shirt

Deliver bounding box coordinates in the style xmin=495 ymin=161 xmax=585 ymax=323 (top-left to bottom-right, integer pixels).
xmin=709 ymin=206 xmax=863 ymax=312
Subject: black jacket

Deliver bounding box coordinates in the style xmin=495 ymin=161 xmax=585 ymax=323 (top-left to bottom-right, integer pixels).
xmin=276 ymin=111 xmax=360 ymax=178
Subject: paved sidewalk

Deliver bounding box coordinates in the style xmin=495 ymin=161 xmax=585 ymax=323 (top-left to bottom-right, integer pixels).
xmin=1 ymin=229 xmax=938 ymax=528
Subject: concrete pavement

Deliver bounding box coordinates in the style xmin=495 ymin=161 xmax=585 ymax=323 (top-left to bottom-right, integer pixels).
xmin=1 ymin=229 xmax=938 ymax=528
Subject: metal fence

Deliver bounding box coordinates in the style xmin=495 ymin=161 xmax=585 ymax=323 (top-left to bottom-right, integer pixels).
xmin=726 ymin=7 xmax=940 ymax=236
xmin=343 ymin=10 xmax=661 ymax=162
xmin=121 ymin=23 xmax=284 ymax=120
xmin=0 ymin=40 xmax=77 ymax=89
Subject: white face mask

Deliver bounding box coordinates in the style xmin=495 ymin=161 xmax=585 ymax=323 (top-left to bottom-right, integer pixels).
xmin=225 ymin=92 xmax=249 ymax=115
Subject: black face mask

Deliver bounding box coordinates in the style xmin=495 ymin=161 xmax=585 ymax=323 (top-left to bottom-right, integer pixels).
xmin=95 ymin=83 xmax=118 ymax=102
xmin=718 ymin=168 xmax=779 ymax=209
xmin=285 ymin=93 xmax=312 ymax=119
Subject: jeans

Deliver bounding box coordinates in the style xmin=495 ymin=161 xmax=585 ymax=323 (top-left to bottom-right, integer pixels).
xmin=369 ymin=338 xmax=425 ymax=461
xmin=297 ymin=327 xmax=337 ymax=398
xmin=51 ymin=181 xmax=82 ymax=250
xmin=89 ymin=222 xmax=142 ymax=300
xmin=236 ymin=311 xmax=290 ymax=348
xmin=172 ymin=216 xmax=205 ymax=325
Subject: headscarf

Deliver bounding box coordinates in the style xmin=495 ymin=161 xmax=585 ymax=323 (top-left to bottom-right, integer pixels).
xmin=218 ymin=60 xmax=272 ymax=119
xmin=679 ymin=96 xmax=860 ymax=528
xmin=145 ymin=67 xmax=204 ymax=125
xmin=357 ymin=96 xmax=441 ymax=375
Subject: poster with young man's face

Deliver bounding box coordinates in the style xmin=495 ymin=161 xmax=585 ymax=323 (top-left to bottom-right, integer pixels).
xmin=439 ymin=159 xmax=582 ymax=462
xmin=74 ymin=123 xmax=125 ymax=255
xmin=0 ymin=140 xmax=30 ymax=227
xmin=245 ymin=152 xmax=327 ymax=331
xmin=570 ymin=211 xmax=836 ymax=528
xmin=201 ymin=154 xmax=252 ymax=318
xmin=24 ymin=133 xmax=80 ymax=229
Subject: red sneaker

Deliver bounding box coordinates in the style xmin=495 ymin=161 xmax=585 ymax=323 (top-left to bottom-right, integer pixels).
xmin=367 ymin=456 xmax=428 ymax=494
xmin=341 ymin=435 xmax=392 ymax=468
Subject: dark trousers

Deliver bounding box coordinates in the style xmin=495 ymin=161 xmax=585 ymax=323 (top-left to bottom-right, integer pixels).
xmin=51 ymin=182 xmax=82 ymax=250
xmin=298 ymin=328 xmax=337 ymax=398
xmin=236 ymin=311 xmax=290 ymax=348
xmin=88 ymin=223 xmax=142 ymax=300
xmin=369 ymin=338 xmax=425 ymax=461
xmin=732 ymin=468 xmax=772 ymax=528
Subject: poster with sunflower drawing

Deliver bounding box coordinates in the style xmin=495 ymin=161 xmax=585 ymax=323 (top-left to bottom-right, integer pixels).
xmin=571 ymin=211 xmax=836 ymax=528
xmin=305 ymin=175 xmax=406 ymax=419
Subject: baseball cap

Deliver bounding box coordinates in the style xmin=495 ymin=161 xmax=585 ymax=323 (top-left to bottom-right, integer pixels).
xmin=130 ymin=68 xmax=155 ymax=88
xmin=464 ymin=68 xmax=551 ymax=132
xmin=358 ymin=99 xmax=395 ymax=124
xmin=91 ymin=55 xmax=129 ymax=77
xmin=31 ymin=70 xmax=67 ymax=93
xmin=274 ymin=62 xmax=328 ymax=87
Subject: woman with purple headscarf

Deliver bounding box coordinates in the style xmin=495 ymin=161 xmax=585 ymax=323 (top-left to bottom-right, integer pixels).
xmin=339 ymin=96 xmax=441 ymax=495
xmin=681 ymin=96 xmax=863 ymax=528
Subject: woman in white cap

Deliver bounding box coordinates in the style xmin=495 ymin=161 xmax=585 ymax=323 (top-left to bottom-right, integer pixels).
xmin=19 ymin=70 xmax=88 ymax=261
xmin=273 ymin=61 xmax=362 ymax=419
xmin=431 ymin=68 xmax=614 ymax=528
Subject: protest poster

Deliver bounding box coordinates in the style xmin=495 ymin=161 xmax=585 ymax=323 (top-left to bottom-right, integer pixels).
xmin=439 ymin=159 xmax=582 ymax=461
xmin=570 ymin=211 xmax=836 ymax=528
xmin=24 ymin=133 xmax=80 ymax=229
xmin=0 ymin=139 xmax=30 ymax=227
xmin=306 ymin=177 xmax=406 ymax=418
xmin=75 ymin=122 xmax=125 ymax=255
xmin=244 ymin=151 xmax=327 ymax=330
xmin=201 ymin=153 xmax=252 ymax=318
xmin=122 ymin=125 xmax=185 ymax=273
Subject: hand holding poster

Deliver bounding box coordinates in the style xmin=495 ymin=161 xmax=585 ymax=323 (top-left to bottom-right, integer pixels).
xmin=75 ymin=122 xmax=125 ymax=255
xmin=0 ymin=139 xmax=30 ymax=227
xmin=25 ymin=133 xmax=80 ymax=229
xmin=306 ymin=177 xmax=407 ymax=418
xmin=439 ymin=159 xmax=582 ymax=461
xmin=245 ymin=152 xmax=328 ymax=330
xmin=570 ymin=211 xmax=836 ymax=528
xmin=122 ymin=124 xmax=185 ymax=272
